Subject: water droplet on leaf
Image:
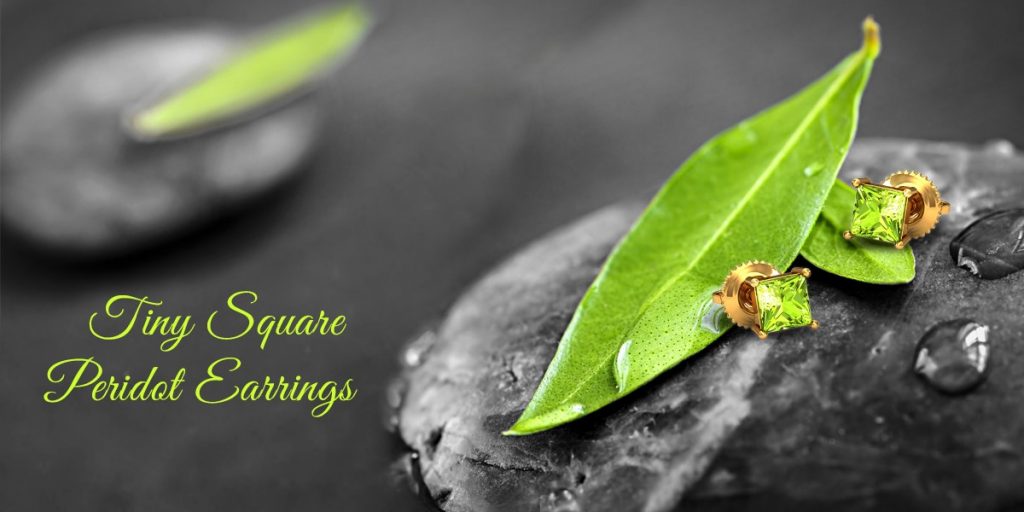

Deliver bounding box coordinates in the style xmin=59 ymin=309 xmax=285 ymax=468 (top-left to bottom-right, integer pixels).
xmin=802 ymin=162 xmax=825 ymax=177
xmin=914 ymin=319 xmax=990 ymax=394
xmin=614 ymin=340 xmax=632 ymax=393
xmin=720 ymin=122 xmax=758 ymax=153
xmin=699 ymin=299 xmax=732 ymax=334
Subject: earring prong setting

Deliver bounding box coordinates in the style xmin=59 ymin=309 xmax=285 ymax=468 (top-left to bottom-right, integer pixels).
xmin=846 ymin=170 xmax=949 ymax=248
xmin=713 ymin=261 xmax=818 ymax=339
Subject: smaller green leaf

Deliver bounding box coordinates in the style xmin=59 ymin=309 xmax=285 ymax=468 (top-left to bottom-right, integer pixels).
xmin=800 ymin=179 xmax=915 ymax=284
xmin=128 ymin=3 xmax=372 ymax=140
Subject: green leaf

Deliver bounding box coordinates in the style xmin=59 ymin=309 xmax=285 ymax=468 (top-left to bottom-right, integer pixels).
xmin=128 ymin=3 xmax=372 ymax=140
xmin=505 ymin=18 xmax=881 ymax=436
xmin=800 ymin=179 xmax=915 ymax=284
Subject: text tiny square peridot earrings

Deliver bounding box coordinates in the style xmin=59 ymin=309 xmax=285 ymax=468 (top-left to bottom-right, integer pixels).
xmin=844 ymin=170 xmax=950 ymax=248
xmin=712 ymin=261 xmax=818 ymax=339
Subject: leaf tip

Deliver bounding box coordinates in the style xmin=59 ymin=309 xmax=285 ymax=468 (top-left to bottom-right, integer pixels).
xmin=324 ymin=1 xmax=374 ymax=32
xmin=504 ymin=402 xmax=588 ymax=436
xmin=502 ymin=418 xmax=538 ymax=437
xmin=124 ymin=110 xmax=160 ymax=142
xmin=862 ymin=16 xmax=881 ymax=58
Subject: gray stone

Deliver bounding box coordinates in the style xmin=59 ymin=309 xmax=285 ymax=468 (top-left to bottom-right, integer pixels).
xmin=392 ymin=140 xmax=1024 ymax=511
xmin=1 ymin=27 xmax=319 ymax=256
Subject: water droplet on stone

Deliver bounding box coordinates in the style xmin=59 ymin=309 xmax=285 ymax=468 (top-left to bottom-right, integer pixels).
xmin=699 ymin=299 xmax=733 ymax=335
xmin=983 ymin=139 xmax=1016 ymax=156
xmin=384 ymin=378 xmax=407 ymax=432
xmin=542 ymin=489 xmax=581 ymax=512
xmin=403 ymin=329 xmax=438 ymax=367
xmin=803 ymin=162 xmax=825 ymax=177
xmin=914 ymin=319 xmax=990 ymax=394
xmin=387 ymin=378 xmax=406 ymax=410
xmin=385 ymin=413 xmax=400 ymax=432
xmin=398 ymin=451 xmax=437 ymax=505
xmin=949 ymin=209 xmax=1024 ymax=279
xmin=614 ymin=340 xmax=631 ymax=393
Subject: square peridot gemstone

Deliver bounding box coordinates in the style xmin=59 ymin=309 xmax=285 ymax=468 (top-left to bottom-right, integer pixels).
xmin=850 ymin=184 xmax=907 ymax=244
xmin=755 ymin=274 xmax=812 ymax=333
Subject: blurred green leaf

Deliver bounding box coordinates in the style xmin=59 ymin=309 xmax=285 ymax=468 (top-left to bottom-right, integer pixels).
xmin=129 ymin=3 xmax=372 ymax=140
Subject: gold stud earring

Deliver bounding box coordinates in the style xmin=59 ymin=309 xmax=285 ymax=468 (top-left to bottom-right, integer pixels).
xmin=843 ymin=170 xmax=950 ymax=249
xmin=712 ymin=261 xmax=819 ymax=340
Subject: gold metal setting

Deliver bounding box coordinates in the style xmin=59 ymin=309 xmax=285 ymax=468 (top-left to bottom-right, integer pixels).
xmin=711 ymin=261 xmax=819 ymax=340
xmin=844 ymin=170 xmax=950 ymax=249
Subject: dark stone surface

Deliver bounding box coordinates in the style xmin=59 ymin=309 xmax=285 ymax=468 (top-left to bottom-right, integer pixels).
xmin=950 ymin=209 xmax=1024 ymax=279
xmin=1 ymin=27 xmax=319 ymax=255
xmin=392 ymin=140 xmax=1024 ymax=511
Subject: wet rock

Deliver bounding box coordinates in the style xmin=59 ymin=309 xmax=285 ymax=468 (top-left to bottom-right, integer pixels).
xmin=914 ymin=319 xmax=990 ymax=394
xmin=950 ymin=209 xmax=1024 ymax=279
xmin=392 ymin=140 xmax=1024 ymax=511
xmin=1 ymin=27 xmax=320 ymax=256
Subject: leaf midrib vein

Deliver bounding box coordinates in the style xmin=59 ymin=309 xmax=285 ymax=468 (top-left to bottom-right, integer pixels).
xmin=551 ymin=51 xmax=868 ymax=409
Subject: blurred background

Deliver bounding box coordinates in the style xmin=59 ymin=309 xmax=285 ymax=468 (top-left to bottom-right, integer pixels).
xmin=2 ymin=0 xmax=1023 ymax=510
